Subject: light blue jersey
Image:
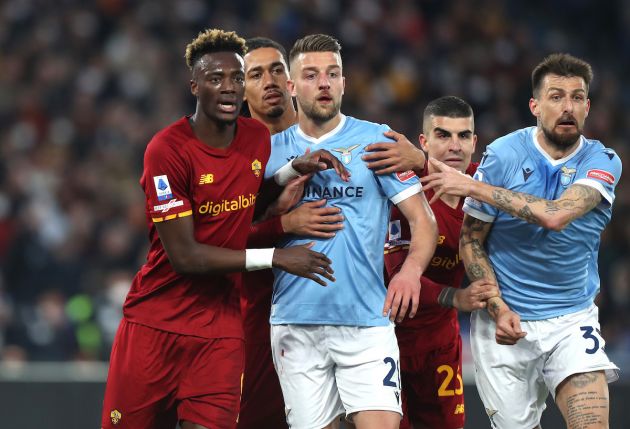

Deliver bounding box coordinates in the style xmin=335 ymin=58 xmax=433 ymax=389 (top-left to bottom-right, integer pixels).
xmin=265 ymin=115 xmax=421 ymax=326
xmin=463 ymin=127 xmax=622 ymax=320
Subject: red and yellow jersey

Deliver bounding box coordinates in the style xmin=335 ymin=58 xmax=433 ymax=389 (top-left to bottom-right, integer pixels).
xmin=385 ymin=163 xmax=478 ymax=351
xmin=123 ymin=116 xmax=271 ymax=339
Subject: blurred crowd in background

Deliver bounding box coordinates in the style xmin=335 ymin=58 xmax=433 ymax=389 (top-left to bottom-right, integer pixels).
xmin=0 ymin=0 xmax=629 ymax=374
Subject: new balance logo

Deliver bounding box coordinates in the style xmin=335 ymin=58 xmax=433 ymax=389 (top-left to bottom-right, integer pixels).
xmin=522 ymin=167 xmax=533 ymax=181
xmin=199 ymin=173 xmax=214 ymax=185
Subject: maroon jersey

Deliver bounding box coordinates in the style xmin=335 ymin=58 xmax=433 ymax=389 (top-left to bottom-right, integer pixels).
xmin=123 ymin=116 xmax=271 ymax=339
xmin=385 ymin=163 xmax=478 ymax=345
xmin=241 ymin=216 xmax=284 ymax=344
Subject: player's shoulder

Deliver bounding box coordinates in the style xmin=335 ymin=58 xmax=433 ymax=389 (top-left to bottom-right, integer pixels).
xmin=485 ymin=127 xmax=533 ymax=161
xmin=581 ymin=137 xmax=622 ymax=164
xmin=271 ymin=123 xmax=299 ymax=145
xmin=344 ymin=115 xmax=390 ymax=135
xmin=237 ymin=116 xmax=270 ymax=136
xmin=146 ymin=116 xmax=191 ymax=155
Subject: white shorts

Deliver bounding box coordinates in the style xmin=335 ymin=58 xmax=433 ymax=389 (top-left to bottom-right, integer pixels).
xmin=471 ymin=304 xmax=619 ymax=429
xmin=270 ymin=323 xmax=402 ymax=429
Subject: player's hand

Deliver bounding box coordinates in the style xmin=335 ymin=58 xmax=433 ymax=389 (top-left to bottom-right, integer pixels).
xmin=452 ymin=279 xmax=500 ymax=312
xmin=273 ymin=242 xmax=334 ymax=286
xmin=281 ymin=199 xmax=344 ymax=238
xmin=420 ymin=158 xmax=475 ymax=204
xmin=292 ymin=149 xmax=350 ymax=182
xmin=382 ymin=267 xmax=421 ymax=323
xmin=494 ymin=309 xmax=527 ymax=345
xmin=363 ymin=130 xmax=425 ymax=175
xmin=267 ymin=174 xmax=312 ymax=217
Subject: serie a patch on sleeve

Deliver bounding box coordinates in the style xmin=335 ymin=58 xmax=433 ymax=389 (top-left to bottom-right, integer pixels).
xmin=586 ymin=169 xmax=615 ymax=185
xmin=153 ymin=175 xmax=173 ymax=201
xmin=396 ymin=170 xmax=417 ymax=182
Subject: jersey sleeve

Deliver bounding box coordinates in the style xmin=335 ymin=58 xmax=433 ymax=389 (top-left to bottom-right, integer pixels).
xmin=247 ymin=216 xmax=285 ymax=247
xmin=462 ymin=146 xmax=506 ymax=222
xmin=573 ymin=147 xmax=622 ymax=207
xmin=264 ymin=133 xmax=289 ymax=180
xmin=143 ymin=138 xmax=193 ymax=223
xmin=370 ymin=127 xmax=421 ymax=204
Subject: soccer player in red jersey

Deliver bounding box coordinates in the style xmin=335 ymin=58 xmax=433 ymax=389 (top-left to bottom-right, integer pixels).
xmin=239 ymin=37 xmax=345 ymax=429
xmin=101 ymin=29 xmax=347 ymax=429
xmin=364 ymin=96 xmax=499 ymax=429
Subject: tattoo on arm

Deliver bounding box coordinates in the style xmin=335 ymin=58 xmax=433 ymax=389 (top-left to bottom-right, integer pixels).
xmin=490 ymin=184 xmax=601 ymax=226
xmin=487 ymin=299 xmax=502 ymax=319
xmin=460 ymin=216 xmax=495 ymax=283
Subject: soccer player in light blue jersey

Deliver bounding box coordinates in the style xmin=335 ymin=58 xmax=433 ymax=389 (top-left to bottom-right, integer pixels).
xmin=265 ymin=34 xmax=438 ymax=429
xmin=422 ymin=53 xmax=622 ymax=429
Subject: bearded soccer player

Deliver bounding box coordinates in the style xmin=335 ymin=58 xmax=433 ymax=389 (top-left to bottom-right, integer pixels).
xmin=239 ymin=37 xmax=344 ymax=429
xmin=266 ymin=34 xmax=438 ymax=429
xmin=424 ymin=54 xmax=621 ymax=429
xmin=101 ymin=29 xmax=347 ymax=429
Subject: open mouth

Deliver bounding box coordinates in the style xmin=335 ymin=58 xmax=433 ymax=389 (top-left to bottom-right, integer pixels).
xmin=317 ymin=94 xmax=333 ymax=104
xmin=557 ymin=118 xmax=576 ymax=127
xmin=218 ymin=101 xmax=238 ymax=113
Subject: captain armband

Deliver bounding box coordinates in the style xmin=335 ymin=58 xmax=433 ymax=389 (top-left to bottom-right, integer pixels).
xmin=245 ymin=248 xmax=275 ymax=271
xmin=273 ymin=161 xmax=302 ymax=186
xmin=438 ymin=286 xmax=457 ymax=308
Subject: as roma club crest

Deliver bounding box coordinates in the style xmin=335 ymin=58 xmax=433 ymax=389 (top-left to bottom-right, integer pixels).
xmin=251 ymin=159 xmax=262 ymax=177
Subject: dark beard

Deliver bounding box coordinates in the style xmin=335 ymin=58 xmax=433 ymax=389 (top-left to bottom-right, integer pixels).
xmin=266 ymin=105 xmax=285 ymax=118
xmin=541 ymin=124 xmax=581 ymax=150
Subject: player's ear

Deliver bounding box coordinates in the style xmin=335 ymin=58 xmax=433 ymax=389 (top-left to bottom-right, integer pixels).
xmin=529 ymin=97 xmax=540 ymax=117
xmin=418 ymin=134 xmax=429 ymax=152
xmin=190 ymin=79 xmax=198 ymax=97
xmin=288 ymin=79 xmax=296 ymax=97
xmin=342 ymin=76 xmax=345 ymax=95
xmin=472 ymin=134 xmax=478 ymax=152
xmin=585 ymin=98 xmax=590 ymax=118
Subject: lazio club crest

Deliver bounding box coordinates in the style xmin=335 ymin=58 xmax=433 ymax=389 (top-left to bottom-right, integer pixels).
xmin=560 ymin=166 xmax=576 ymax=187
xmin=251 ymin=159 xmax=262 ymax=177
xmin=332 ymin=144 xmax=360 ymax=164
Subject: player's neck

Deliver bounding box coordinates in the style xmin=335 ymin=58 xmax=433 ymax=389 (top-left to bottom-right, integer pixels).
xmin=189 ymin=112 xmax=236 ymax=149
xmin=298 ymin=112 xmax=342 ymax=139
xmin=535 ymin=128 xmax=580 ymax=160
xmin=252 ymin=107 xmax=297 ymax=135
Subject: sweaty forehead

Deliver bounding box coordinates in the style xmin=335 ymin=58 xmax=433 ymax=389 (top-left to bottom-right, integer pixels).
xmin=195 ymin=52 xmax=244 ymax=74
xmin=542 ymin=74 xmax=587 ymax=92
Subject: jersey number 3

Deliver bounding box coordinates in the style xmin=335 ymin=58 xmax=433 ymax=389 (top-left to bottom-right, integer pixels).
xmin=580 ymin=326 xmax=601 ymax=354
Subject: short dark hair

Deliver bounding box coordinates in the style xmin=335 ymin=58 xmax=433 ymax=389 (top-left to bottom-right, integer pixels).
xmin=185 ymin=29 xmax=247 ymax=70
xmin=422 ymin=96 xmax=474 ymax=131
xmin=246 ymin=37 xmax=289 ymax=65
xmin=289 ymin=34 xmax=342 ymax=64
xmin=531 ymin=53 xmax=593 ymax=98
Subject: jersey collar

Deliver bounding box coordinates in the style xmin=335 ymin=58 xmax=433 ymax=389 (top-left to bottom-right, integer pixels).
xmin=530 ymin=126 xmax=584 ymax=166
xmin=297 ymin=114 xmax=347 ymax=144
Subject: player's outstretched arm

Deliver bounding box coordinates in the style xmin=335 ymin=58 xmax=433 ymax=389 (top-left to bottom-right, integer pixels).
xmin=155 ymin=216 xmax=334 ymax=285
xmin=459 ymin=214 xmax=526 ymax=345
xmin=383 ymin=192 xmax=438 ymax=323
xmin=363 ymin=130 xmax=426 ymax=176
xmin=423 ymin=158 xmax=602 ymax=231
